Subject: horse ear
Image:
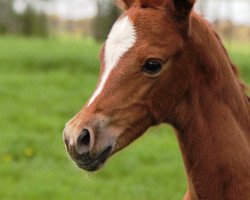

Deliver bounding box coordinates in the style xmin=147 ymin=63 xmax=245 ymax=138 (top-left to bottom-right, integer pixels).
xmin=116 ymin=0 xmax=134 ymax=10
xmin=166 ymin=0 xmax=195 ymax=19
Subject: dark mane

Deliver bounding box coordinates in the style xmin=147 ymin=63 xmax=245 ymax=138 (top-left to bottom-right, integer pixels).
xmin=212 ymin=30 xmax=249 ymax=100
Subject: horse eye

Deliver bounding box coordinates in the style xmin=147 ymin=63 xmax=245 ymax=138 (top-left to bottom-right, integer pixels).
xmin=143 ymin=59 xmax=162 ymax=74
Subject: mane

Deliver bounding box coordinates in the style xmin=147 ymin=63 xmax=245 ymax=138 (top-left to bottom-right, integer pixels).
xmin=212 ymin=29 xmax=249 ymax=100
xmin=190 ymin=13 xmax=249 ymax=101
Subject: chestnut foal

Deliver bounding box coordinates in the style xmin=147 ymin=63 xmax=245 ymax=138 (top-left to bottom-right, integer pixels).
xmin=64 ymin=0 xmax=250 ymax=199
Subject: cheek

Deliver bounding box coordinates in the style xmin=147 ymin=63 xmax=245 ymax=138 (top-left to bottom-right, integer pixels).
xmin=147 ymin=66 xmax=188 ymax=119
xmin=113 ymin=107 xmax=153 ymax=153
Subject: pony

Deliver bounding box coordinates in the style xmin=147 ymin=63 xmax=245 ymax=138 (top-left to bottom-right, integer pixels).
xmin=63 ymin=0 xmax=250 ymax=199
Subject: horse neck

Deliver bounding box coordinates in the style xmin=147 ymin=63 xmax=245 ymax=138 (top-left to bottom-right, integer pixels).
xmin=171 ymin=13 xmax=250 ymax=199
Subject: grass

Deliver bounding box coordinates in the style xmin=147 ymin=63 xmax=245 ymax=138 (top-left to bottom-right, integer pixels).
xmin=0 ymin=36 xmax=249 ymax=200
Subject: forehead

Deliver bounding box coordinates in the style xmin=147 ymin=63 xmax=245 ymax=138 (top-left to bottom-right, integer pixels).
xmin=125 ymin=7 xmax=176 ymax=39
xmin=105 ymin=8 xmax=176 ymax=42
xmin=116 ymin=9 xmax=179 ymax=53
xmin=104 ymin=16 xmax=136 ymax=67
xmin=102 ymin=16 xmax=135 ymax=73
xmin=101 ymin=7 xmax=180 ymax=60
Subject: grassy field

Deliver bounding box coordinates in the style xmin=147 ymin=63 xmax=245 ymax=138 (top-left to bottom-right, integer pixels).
xmin=0 ymin=36 xmax=249 ymax=200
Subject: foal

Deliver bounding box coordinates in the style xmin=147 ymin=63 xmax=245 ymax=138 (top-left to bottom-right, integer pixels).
xmin=64 ymin=0 xmax=250 ymax=199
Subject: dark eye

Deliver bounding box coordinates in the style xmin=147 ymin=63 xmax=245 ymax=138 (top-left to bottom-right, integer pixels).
xmin=143 ymin=59 xmax=162 ymax=74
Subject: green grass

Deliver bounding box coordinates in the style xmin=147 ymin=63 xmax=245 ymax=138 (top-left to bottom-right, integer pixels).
xmin=226 ymin=41 xmax=250 ymax=82
xmin=0 ymin=36 xmax=249 ymax=200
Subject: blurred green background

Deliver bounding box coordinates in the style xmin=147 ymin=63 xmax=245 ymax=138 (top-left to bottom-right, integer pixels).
xmin=0 ymin=0 xmax=249 ymax=200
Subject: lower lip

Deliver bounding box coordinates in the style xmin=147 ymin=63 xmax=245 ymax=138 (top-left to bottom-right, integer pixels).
xmin=76 ymin=146 xmax=112 ymax=172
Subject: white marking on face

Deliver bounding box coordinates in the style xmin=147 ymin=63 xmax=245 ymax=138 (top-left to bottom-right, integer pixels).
xmin=87 ymin=16 xmax=137 ymax=107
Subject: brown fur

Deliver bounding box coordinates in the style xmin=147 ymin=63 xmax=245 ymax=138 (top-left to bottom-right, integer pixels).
xmin=64 ymin=0 xmax=250 ymax=199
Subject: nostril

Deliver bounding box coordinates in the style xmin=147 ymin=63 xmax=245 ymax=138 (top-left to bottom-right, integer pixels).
xmin=76 ymin=129 xmax=91 ymax=154
xmin=78 ymin=129 xmax=90 ymax=146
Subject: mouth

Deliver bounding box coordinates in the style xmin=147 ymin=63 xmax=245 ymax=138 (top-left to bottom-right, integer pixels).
xmin=75 ymin=146 xmax=112 ymax=172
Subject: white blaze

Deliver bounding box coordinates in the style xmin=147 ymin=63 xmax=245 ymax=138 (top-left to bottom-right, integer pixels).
xmin=87 ymin=16 xmax=137 ymax=107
